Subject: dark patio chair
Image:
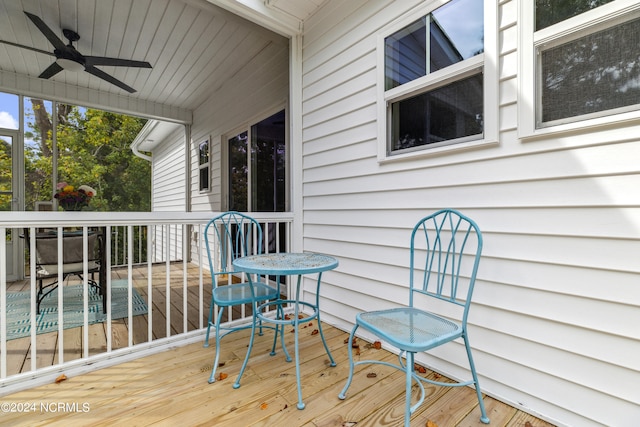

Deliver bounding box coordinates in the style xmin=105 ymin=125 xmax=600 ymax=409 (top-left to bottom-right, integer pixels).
xmin=339 ymin=209 xmax=489 ymax=426
xmin=24 ymin=228 xmax=105 ymax=314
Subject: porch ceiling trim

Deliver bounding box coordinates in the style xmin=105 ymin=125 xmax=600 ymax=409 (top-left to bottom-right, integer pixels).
xmin=0 ymin=70 xmax=192 ymax=124
xmin=206 ymin=0 xmax=303 ymax=36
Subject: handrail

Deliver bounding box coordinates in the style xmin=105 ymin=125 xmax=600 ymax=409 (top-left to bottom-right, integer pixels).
xmin=0 ymin=211 xmax=293 ymax=395
xmin=0 ymin=211 xmax=290 ymax=227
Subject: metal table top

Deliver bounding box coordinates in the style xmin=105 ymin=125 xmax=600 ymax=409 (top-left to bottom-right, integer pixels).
xmin=232 ymin=252 xmax=338 ymax=275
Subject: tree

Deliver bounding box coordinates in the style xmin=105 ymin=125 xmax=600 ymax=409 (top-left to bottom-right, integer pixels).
xmin=25 ymin=100 xmax=150 ymax=212
xmin=535 ymin=0 xmax=613 ymax=30
xmin=0 ymin=137 xmax=11 ymax=211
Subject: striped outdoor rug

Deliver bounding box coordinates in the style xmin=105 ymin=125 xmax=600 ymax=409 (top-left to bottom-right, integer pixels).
xmin=3 ymin=280 xmax=147 ymax=340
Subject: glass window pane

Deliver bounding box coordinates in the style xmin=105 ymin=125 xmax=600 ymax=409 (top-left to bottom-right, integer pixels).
xmin=199 ymin=167 xmax=209 ymax=192
xmin=0 ymin=136 xmax=12 ymax=210
xmin=430 ymin=0 xmax=484 ymax=72
xmin=540 ymin=17 xmax=640 ymax=123
xmin=0 ymin=92 xmax=19 ymax=130
xmin=536 ymin=0 xmax=614 ymax=31
xmin=24 ymin=98 xmax=54 ymax=210
xmin=385 ymin=0 xmax=484 ymax=90
xmin=390 ymin=73 xmax=483 ymax=152
xmin=251 ymin=110 xmax=286 ymax=212
xmin=385 ymin=18 xmax=427 ymax=90
xmin=228 ymin=131 xmax=248 ymax=212
xmin=199 ymin=140 xmax=209 ymax=165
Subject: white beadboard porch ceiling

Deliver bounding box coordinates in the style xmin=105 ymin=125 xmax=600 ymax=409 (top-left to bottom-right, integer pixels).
xmin=0 ymin=0 xmax=326 ymax=118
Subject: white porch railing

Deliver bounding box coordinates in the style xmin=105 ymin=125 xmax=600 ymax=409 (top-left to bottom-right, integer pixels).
xmin=0 ymin=211 xmax=293 ymax=396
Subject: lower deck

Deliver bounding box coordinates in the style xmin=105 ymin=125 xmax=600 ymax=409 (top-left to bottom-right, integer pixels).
xmin=5 ymin=263 xmax=212 ymax=376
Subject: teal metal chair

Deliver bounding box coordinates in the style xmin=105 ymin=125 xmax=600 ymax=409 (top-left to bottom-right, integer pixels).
xmin=339 ymin=209 xmax=489 ymax=426
xmin=203 ymin=212 xmax=281 ymax=387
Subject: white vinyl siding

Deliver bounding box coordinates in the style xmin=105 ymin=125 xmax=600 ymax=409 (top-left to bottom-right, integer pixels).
xmin=189 ymin=32 xmax=289 ymax=213
xmin=150 ymin=127 xmax=187 ymax=263
xmin=301 ymin=1 xmax=640 ymax=426
xmin=152 ymin=128 xmax=186 ymax=212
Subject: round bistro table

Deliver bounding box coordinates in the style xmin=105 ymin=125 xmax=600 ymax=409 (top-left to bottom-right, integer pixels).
xmin=232 ymin=252 xmax=338 ymax=409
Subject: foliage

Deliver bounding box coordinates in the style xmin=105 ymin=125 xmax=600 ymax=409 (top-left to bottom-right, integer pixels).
xmin=0 ymin=137 xmax=11 ymax=211
xmin=535 ymin=0 xmax=614 ymax=30
xmin=25 ymin=101 xmax=150 ymax=212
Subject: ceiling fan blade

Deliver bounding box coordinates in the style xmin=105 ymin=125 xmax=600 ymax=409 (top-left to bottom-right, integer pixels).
xmin=0 ymin=39 xmax=55 ymax=56
xmin=24 ymin=12 xmax=67 ymax=51
xmin=39 ymin=62 xmax=63 ymax=79
xmin=84 ymin=56 xmax=152 ymax=68
xmin=85 ymin=65 xmax=136 ymax=93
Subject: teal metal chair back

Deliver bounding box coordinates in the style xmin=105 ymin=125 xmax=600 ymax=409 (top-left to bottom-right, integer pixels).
xmin=204 ymin=211 xmax=262 ymax=285
xmin=409 ymin=209 xmax=483 ymax=326
xmin=203 ymin=212 xmax=280 ymax=388
xmin=339 ymin=209 xmax=489 ymax=426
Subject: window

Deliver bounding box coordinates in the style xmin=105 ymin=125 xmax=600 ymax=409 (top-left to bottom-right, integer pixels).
xmin=519 ymin=0 xmax=640 ymax=136
xmin=0 ymin=92 xmax=19 ymax=130
xmin=378 ymin=0 xmax=497 ymax=160
xmin=198 ymin=139 xmax=210 ymax=192
xmin=226 ymin=109 xmax=287 ymax=212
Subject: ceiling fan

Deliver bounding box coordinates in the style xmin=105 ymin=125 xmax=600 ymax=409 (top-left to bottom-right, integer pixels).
xmin=0 ymin=12 xmax=152 ymax=93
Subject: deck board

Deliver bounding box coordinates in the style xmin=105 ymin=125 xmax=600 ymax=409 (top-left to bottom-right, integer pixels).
xmin=0 ymin=321 xmax=556 ymax=427
xmin=2 ymin=265 xmax=555 ymax=426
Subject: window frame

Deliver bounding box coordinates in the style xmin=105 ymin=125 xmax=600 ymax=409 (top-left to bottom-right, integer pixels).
xmin=376 ymin=0 xmax=498 ymax=163
xmin=518 ymin=0 xmax=640 ymax=140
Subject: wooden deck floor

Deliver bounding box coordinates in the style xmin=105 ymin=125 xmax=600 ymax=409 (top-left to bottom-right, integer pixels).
xmin=1 ymin=324 xmax=554 ymax=426
xmin=4 ymin=265 xmax=555 ymax=426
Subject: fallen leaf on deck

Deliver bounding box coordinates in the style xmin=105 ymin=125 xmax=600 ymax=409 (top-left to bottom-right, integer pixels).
xmin=373 ymin=341 xmax=382 ymax=349
xmin=260 ymin=402 xmax=268 ymax=410
xmin=217 ymin=372 xmax=228 ymax=381
xmin=426 ymin=421 xmax=438 ymax=427
xmin=367 ymin=372 xmax=377 ymax=378
xmin=414 ymin=364 xmax=427 ymax=374
xmin=311 ymin=329 xmax=319 ymax=335
xmin=525 ymin=422 xmax=533 ymax=427
xmin=55 ymin=374 xmax=67 ymax=384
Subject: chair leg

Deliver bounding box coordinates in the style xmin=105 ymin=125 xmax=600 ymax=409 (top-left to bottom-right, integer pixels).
xmin=464 ymin=335 xmax=490 ymax=424
xmin=404 ymin=351 xmax=414 ymax=427
xmin=233 ymin=308 xmax=259 ymax=389
xmin=208 ymin=307 xmax=226 ymax=383
xmin=338 ymin=324 xmax=359 ymax=400
xmin=204 ymin=299 xmax=215 ymax=348
xmin=268 ymin=302 xmax=291 ymax=361
xmin=269 ymin=302 xmax=283 ymax=356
